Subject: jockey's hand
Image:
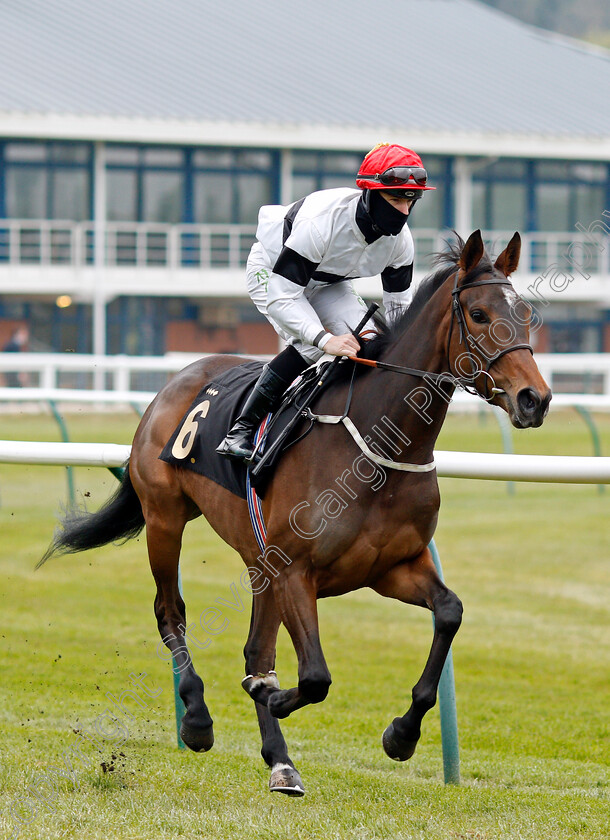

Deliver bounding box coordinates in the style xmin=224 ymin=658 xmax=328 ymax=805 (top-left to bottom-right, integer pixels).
xmin=323 ymin=333 xmax=361 ymax=357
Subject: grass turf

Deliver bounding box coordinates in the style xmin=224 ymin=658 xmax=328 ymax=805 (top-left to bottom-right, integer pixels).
xmin=0 ymin=407 xmax=608 ymax=839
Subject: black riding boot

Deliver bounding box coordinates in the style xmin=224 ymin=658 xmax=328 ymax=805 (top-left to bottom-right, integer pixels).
xmin=215 ymin=365 xmax=289 ymax=462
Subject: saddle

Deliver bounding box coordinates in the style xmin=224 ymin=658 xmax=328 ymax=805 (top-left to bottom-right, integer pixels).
xmin=159 ymin=360 xmax=330 ymax=499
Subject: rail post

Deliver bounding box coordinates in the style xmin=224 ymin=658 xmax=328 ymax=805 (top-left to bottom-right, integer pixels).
xmin=47 ymin=399 xmax=75 ymax=506
xmin=573 ymin=405 xmax=605 ymax=495
xmin=429 ymin=538 xmax=461 ymax=785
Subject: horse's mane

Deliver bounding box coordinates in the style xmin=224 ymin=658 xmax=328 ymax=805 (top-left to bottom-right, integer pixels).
xmin=360 ymin=234 xmax=494 ymax=362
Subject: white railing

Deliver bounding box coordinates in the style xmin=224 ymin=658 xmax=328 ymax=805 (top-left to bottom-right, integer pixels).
xmin=0 ymin=352 xmax=206 ymax=391
xmin=0 ymin=352 xmax=609 ymax=395
xmin=0 ymin=220 xmax=608 ymax=274
xmin=1 ymin=439 xmax=609 ymax=483
xmin=0 ymin=387 xmax=156 ymax=406
xmin=0 ymin=220 xmax=257 ymax=270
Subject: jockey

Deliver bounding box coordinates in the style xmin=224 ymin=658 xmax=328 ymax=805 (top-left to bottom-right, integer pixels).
xmin=216 ymin=142 xmax=435 ymax=462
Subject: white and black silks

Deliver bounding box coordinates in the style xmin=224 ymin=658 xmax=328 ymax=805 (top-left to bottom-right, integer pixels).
xmin=245 ymin=188 xmax=415 ymax=358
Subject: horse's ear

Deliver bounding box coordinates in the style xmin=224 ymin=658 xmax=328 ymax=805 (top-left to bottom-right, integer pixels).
xmin=494 ymin=232 xmax=521 ymax=277
xmin=458 ymin=229 xmax=485 ymax=277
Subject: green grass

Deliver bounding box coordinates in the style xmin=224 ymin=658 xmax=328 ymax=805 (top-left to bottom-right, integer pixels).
xmin=0 ymin=408 xmax=608 ymax=839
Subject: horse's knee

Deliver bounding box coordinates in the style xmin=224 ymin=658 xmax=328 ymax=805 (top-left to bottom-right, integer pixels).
xmin=298 ymin=674 xmax=332 ymax=704
xmin=434 ymin=590 xmax=463 ymax=636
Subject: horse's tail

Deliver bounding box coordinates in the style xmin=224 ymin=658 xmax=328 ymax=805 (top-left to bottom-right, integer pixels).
xmin=37 ymin=463 xmax=145 ymax=568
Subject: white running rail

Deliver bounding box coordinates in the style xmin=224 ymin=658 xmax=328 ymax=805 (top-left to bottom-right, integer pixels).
xmin=0 ymin=440 xmax=609 ymax=483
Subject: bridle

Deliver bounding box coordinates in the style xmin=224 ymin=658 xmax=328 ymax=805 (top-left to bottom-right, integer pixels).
xmin=447 ymin=271 xmax=533 ymax=400
xmin=349 ymin=268 xmax=534 ymax=403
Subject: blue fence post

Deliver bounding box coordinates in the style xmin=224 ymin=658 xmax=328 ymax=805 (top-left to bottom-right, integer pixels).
xmin=48 ymin=399 xmax=75 ymax=506
xmin=573 ymin=405 xmax=605 ymax=495
xmin=429 ymin=538 xmax=461 ymax=785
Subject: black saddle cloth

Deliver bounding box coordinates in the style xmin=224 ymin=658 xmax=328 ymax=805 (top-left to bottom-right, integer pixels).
xmin=159 ymin=361 xmax=308 ymax=499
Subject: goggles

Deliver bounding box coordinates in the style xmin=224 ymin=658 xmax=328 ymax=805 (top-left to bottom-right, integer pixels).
xmin=364 ymin=166 xmax=428 ymax=187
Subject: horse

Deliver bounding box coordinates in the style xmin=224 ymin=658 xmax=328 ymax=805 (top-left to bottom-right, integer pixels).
xmin=41 ymin=230 xmax=551 ymax=796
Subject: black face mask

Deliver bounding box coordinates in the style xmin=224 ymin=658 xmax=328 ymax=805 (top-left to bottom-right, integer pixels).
xmin=366 ymin=189 xmax=411 ymax=236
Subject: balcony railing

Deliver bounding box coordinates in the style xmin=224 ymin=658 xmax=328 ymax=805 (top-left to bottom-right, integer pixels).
xmin=0 ymin=221 xmax=258 ymax=270
xmin=0 ymin=220 xmax=608 ymax=275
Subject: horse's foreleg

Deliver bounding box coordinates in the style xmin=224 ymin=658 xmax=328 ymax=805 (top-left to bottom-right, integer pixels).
xmin=242 ymin=586 xmax=305 ymax=796
xmin=248 ymin=569 xmax=331 ymax=720
xmin=147 ymin=515 xmax=214 ymax=752
xmin=373 ymin=547 xmax=463 ymax=762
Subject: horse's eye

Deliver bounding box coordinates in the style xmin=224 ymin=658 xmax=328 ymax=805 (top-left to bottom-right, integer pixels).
xmin=470 ymin=309 xmax=488 ymax=324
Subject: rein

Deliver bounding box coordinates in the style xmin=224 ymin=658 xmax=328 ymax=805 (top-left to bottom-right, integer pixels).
xmin=349 ymin=270 xmax=533 ymax=402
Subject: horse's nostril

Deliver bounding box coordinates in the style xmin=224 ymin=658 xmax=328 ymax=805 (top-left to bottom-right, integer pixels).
xmin=517 ymin=388 xmax=540 ymax=416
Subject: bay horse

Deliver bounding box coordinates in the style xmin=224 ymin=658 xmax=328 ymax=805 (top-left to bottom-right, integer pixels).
xmin=41 ymin=230 xmax=551 ymax=796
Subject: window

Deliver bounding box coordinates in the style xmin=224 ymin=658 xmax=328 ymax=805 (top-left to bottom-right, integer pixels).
xmin=533 ymin=160 xmax=609 ymax=232
xmin=106 ymin=145 xmax=185 ymax=223
xmin=235 ymin=173 xmax=271 ymax=223
xmin=6 ymin=169 xmax=46 ymax=218
xmin=473 ymin=158 xmax=528 ymax=232
xmin=3 ymin=141 xmax=92 ymax=220
xmin=537 ymin=184 xmax=570 ymax=231
xmin=548 ymin=323 xmax=601 ymax=353
xmin=471 ymin=181 xmax=486 ymax=230
xmin=107 ymin=296 xmax=167 ymax=357
xmin=291 ymin=175 xmax=318 ymax=201
xmin=490 ymin=182 xmax=527 ymax=230
xmin=107 ymin=170 xmax=138 ymax=221
xmin=477 ymin=159 xmax=527 ymax=179
xmin=192 ymin=148 xmax=276 ymax=224
xmin=408 ymin=187 xmax=444 ymax=230
xmin=51 ymin=169 xmax=89 ymax=220
xmin=194 ymin=173 xmax=232 ymax=223
xmin=574 ymin=184 xmax=606 ymax=223
xmin=142 ymin=171 xmax=182 ymax=223
xmin=104 ymin=145 xmax=276 ymax=225
xmin=545 ymin=305 xmax=603 ymax=354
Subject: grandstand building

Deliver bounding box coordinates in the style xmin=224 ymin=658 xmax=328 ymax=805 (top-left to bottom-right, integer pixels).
xmin=1 ymin=0 xmax=610 ymax=362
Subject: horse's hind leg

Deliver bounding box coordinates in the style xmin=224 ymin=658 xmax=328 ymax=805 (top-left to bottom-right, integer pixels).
xmin=243 ymin=585 xmax=305 ymax=795
xmin=146 ymin=511 xmax=214 ymax=752
xmin=373 ymin=547 xmax=463 ymax=762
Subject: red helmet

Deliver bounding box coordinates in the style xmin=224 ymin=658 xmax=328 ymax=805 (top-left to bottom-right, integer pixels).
xmin=356 ymin=143 xmax=435 ymax=195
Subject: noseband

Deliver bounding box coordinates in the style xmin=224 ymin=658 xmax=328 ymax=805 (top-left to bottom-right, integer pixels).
xmin=447 ymin=272 xmax=533 ymax=400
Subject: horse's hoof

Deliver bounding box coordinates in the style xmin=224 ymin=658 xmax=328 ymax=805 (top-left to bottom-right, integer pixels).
xmin=382 ymin=720 xmax=419 ymax=762
xmin=269 ymin=763 xmax=305 ymax=796
xmin=180 ymin=720 xmax=214 ymax=752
